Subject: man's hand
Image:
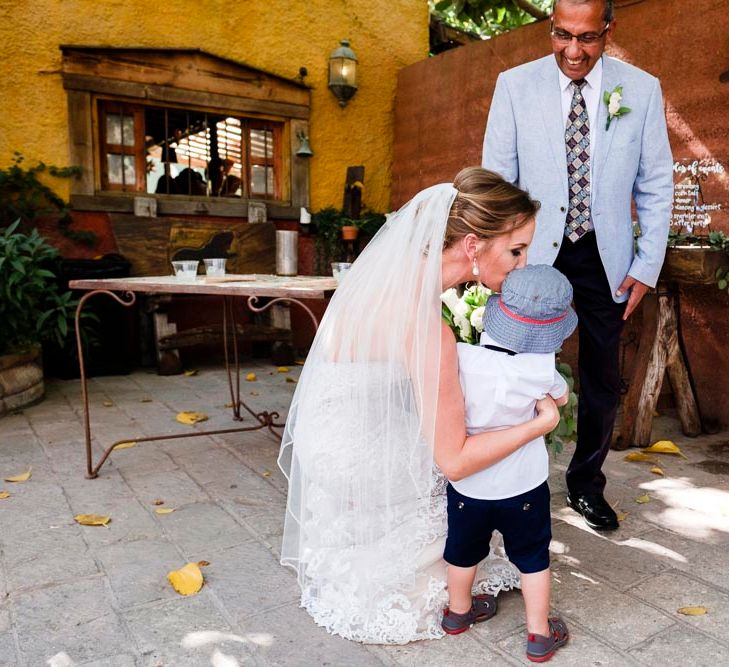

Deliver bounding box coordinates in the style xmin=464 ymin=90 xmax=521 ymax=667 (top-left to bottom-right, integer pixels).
xmin=616 ymin=276 xmax=650 ymax=320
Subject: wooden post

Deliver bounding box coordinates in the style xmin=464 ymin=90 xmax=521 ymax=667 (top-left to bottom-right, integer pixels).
xmin=615 ymin=283 xmax=701 ymax=449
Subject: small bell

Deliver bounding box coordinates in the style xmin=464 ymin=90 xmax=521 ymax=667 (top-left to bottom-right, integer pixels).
xmin=296 ymin=131 xmax=313 ymax=157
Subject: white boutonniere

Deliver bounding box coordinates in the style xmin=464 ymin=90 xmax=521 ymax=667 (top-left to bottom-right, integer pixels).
xmin=603 ymin=85 xmax=631 ymax=131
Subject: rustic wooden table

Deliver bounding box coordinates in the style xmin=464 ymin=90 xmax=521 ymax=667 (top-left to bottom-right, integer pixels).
xmin=69 ymin=274 xmax=337 ymax=477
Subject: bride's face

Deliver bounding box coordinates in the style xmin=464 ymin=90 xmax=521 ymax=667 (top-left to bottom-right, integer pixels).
xmin=477 ymin=218 xmax=535 ymax=291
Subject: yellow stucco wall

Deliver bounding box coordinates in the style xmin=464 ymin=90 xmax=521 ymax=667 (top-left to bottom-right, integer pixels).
xmin=0 ymin=0 xmax=428 ymax=213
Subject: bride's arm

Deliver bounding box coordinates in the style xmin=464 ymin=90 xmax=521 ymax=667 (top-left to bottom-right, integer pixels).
xmin=433 ymin=321 xmax=559 ymax=482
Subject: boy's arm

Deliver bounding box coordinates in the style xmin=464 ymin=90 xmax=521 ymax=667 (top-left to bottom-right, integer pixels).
xmin=549 ymin=369 xmax=570 ymax=407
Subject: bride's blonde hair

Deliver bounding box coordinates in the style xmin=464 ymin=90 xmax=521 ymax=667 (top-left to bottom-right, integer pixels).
xmin=444 ymin=167 xmax=539 ymax=248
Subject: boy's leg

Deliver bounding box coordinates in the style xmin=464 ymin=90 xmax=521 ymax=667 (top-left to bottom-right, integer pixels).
xmin=442 ymin=484 xmax=498 ymax=634
xmin=496 ymin=482 xmax=552 ymax=630
xmin=520 ymin=568 xmax=551 ymax=636
xmin=446 ymin=564 xmax=478 ymax=614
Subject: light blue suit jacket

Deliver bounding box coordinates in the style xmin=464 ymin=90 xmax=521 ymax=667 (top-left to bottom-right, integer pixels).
xmin=482 ymin=55 xmax=673 ymax=302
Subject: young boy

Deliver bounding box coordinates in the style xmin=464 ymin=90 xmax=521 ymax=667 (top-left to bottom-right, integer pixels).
xmin=442 ymin=264 xmax=577 ymax=663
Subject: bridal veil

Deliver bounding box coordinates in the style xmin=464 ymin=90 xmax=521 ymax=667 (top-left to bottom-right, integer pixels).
xmin=278 ymin=183 xmax=519 ymax=644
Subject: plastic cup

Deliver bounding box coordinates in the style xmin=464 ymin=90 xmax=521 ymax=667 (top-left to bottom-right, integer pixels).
xmin=331 ymin=262 xmax=352 ymax=285
xmin=203 ymin=258 xmax=227 ymax=276
xmin=171 ymin=260 xmax=200 ymax=278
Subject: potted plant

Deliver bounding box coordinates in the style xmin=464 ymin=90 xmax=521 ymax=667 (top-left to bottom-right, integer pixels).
xmin=0 ymin=220 xmax=78 ymax=416
xmin=310 ymin=207 xmax=387 ymax=274
xmin=662 ymin=229 xmax=729 ymax=288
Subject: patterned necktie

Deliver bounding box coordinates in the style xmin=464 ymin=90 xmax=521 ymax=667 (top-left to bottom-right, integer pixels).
xmin=564 ymin=79 xmax=593 ymax=242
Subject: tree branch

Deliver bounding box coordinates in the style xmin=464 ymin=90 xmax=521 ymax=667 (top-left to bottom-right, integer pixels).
xmin=513 ymin=0 xmax=549 ymax=20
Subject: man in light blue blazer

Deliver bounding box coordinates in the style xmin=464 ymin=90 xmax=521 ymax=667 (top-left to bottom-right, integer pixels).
xmin=483 ymin=0 xmax=672 ymax=530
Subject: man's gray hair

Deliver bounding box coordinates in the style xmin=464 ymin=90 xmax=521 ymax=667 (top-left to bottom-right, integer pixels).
xmin=552 ymin=0 xmax=614 ymax=23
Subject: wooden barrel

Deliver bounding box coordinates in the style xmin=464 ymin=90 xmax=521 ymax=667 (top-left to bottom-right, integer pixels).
xmin=0 ymin=346 xmax=44 ymax=417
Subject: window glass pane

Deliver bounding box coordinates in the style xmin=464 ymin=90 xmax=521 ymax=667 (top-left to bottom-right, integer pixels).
xmin=123 ymin=155 xmax=136 ymax=184
xmin=250 ymin=129 xmax=272 ymax=160
xmin=107 ymin=154 xmax=123 ymax=184
xmin=122 ymin=115 xmax=135 ymax=146
xmin=106 ymin=113 xmax=135 ymax=146
xmin=251 ymin=165 xmax=267 ymax=194
xmin=106 ymin=114 xmax=122 ymax=145
xmin=266 ymin=166 xmax=274 ymax=194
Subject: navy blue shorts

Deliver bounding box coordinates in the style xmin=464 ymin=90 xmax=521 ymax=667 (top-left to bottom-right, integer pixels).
xmin=443 ymin=481 xmax=552 ymax=574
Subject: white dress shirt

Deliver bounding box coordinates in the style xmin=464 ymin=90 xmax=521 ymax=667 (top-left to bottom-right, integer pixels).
xmin=451 ymin=334 xmax=569 ymax=500
xmin=558 ymin=57 xmax=603 ymax=182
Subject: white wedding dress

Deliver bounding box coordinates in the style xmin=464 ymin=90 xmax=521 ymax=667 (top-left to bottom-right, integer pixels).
xmin=279 ymin=184 xmax=520 ymax=644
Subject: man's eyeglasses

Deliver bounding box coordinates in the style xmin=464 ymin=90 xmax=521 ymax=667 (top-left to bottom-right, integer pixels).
xmin=550 ymin=21 xmax=611 ymax=45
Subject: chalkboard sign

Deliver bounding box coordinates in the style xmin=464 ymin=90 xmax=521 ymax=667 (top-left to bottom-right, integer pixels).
xmin=671 ymin=158 xmax=727 ymax=234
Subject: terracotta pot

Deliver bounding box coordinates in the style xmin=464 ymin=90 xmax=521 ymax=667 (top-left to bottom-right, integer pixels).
xmin=0 ymin=346 xmax=44 ymax=417
xmin=660 ymin=246 xmax=729 ymax=285
xmin=341 ymin=225 xmax=359 ymax=241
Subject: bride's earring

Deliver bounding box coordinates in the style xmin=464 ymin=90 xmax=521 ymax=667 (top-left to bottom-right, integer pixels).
xmin=472 ymin=258 xmax=480 ymax=277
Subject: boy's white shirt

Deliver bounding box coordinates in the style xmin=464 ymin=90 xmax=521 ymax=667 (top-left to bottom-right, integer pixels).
xmin=452 ymin=332 xmax=568 ymax=500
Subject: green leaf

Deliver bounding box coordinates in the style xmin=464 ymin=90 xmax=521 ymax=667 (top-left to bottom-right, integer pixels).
xmin=603 ymin=91 xmax=611 ymax=104
xmin=618 ymin=106 xmax=631 ymax=114
xmin=719 ymin=279 xmax=728 ymax=290
xmin=435 ymin=0 xmax=452 ymax=10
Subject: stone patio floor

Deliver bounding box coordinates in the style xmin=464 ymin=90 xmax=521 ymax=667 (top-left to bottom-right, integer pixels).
xmin=1 ymin=361 xmax=729 ymax=666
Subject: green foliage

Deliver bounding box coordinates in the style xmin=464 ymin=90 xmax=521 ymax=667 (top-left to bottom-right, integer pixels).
xmin=0 ymin=152 xmax=93 ymax=246
xmin=546 ymin=358 xmax=578 ymax=455
xmin=0 ymin=220 xmax=81 ymax=355
xmin=431 ymin=0 xmax=551 ymax=39
xmin=310 ymin=207 xmax=387 ymax=274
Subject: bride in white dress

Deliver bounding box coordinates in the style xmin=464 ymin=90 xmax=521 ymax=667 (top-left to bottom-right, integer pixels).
xmin=278 ymin=167 xmax=560 ymax=644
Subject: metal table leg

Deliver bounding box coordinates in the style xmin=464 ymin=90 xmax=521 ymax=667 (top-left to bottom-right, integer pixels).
xmin=75 ymin=290 xmax=319 ymax=478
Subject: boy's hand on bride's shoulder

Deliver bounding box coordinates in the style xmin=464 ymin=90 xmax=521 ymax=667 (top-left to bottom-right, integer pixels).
xmin=535 ymin=396 xmax=560 ymax=432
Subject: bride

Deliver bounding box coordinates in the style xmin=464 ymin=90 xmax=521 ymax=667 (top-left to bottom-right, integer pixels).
xmin=278 ymin=167 xmax=560 ymax=644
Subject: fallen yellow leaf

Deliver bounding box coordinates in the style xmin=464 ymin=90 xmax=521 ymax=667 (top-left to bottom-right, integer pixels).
xmin=155 ymin=507 xmax=175 ymax=514
xmin=167 ymin=562 xmax=204 ymax=596
xmin=246 ymin=372 xmax=257 ymax=381
xmin=262 ymin=469 xmax=272 ymax=477
xmin=102 ymin=400 xmax=113 ymax=407
xmin=617 ymin=511 xmax=628 ymax=522
xmin=624 ymin=452 xmax=657 ymax=463
xmin=285 ymin=377 xmax=297 ymax=384
xmin=650 ymin=467 xmax=665 ymax=476
xmin=635 ymin=494 xmax=651 ymax=504
xmin=176 ymin=411 xmax=209 ymax=425
xmin=644 ymin=440 xmax=688 ymax=459
xmin=0 ymin=491 xmax=10 ymax=500
xmin=224 ymin=402 xmax=235 ymax=408
xmin=153 ymin=499 xmax=165 ymax=505
xmin=74 ymin=514 xmax=111 ymax=526
xmin=5 ymin=467 xmax=31 ymax=483
xmin=277 ymin=366 xmax=290 ymax=373
xmin=250 ymin=391 xmax=259 ymax=396
xmin=295 ymin=360 xmax=305 ymax=366
xmin=198 ymin=560 xmax=211 ymax=567
xmin=183 ymin=369 xmax=198 ymax=376
xmin=141 ymin=398 xmax=153 ymax=403
xmin=113 ymin=441 xmax=137 ymax=450
xmin=678 ymin=606 xmax=708 ymax=616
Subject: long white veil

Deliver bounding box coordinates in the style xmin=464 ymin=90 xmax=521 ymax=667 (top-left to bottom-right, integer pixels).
xmin=278 ymin=184 xmax=519 ymax=644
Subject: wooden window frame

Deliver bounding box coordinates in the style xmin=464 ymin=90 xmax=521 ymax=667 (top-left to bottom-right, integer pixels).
xmin=62 ymin=48 xmax=310 ymax=220
xmin=98 ymin=101 xmax=146 ymax=192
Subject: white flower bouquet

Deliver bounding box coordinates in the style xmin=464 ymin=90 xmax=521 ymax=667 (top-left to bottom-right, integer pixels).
xmin=440 ymin=282 xmax=492 ymax=345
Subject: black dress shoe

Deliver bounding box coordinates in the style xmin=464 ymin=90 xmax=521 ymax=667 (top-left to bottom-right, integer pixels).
xmin=566 ymin=493 xmax=619 ymax=531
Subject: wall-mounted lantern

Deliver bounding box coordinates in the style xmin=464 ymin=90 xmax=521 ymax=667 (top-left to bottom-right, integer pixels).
xmin=328 ymin=39 xmax=358 ymax=107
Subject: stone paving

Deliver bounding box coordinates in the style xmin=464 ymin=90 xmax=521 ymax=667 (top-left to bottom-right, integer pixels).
xmin=1 ymin=362 xmax=729 ymax=666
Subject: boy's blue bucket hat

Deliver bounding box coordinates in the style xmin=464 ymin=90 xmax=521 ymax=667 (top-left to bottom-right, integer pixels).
xmin=483 ymin=264 xmax=578 ymax=354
